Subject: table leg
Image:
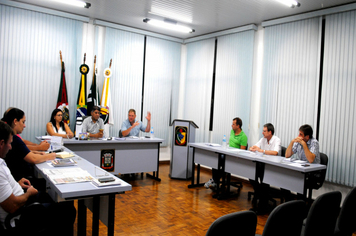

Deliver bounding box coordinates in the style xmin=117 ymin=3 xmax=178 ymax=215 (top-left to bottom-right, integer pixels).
xmin=92 ymin=196 xmax=100 ymax=236
xmin=78 ymin=199 xmax=87 ymax=236
xmin=107 ymin=193 xmax=116 ymax=236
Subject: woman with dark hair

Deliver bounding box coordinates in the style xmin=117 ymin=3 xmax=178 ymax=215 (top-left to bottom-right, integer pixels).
xmin=46 ymin=109 xmax=73 ymax=139
xmin=1 ymin=108 xmax=56 ymax=182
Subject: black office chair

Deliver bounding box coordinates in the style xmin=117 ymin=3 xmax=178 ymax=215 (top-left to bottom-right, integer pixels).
xmin=256 ymin=200 xmax=305 ymax=236
xmin=306 ymin=152 xmax=328 ymax=200
xmin=206 ymin=210 xmax=257 ymax=236
xmin=334 ymin=187 xmax=356 ymax=236
xmin=301 ymin=191 xmax=342 ymax=236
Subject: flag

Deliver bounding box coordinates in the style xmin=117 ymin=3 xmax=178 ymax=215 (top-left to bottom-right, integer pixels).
xmin=76 ymin=63 xmax=89 ymax=118
xmin=57 ymin=52 xmax=70 ymax=124
xmin=100 ymin=67 xmax=114 ymax=126
xmin=87 ymin=56 xmax=99 ymax=114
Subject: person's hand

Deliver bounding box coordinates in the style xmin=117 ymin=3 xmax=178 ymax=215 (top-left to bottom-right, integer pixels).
xmin=146 ymin=112 xmax=151 ymax=121
xmin=250 ymin=146 xmax=259 ymax=152
xmin=132 ymin=121 xmax=140 ymax=128
xmin=47 ymin=153 xmax=56 ymax=160
xmin=97 ymin=132 xmax=104 ymax=138
xmin=39 ymin=141 xmax=50 ymax=150
xmin=18 ymin=178 xmax=31 ymax=189
xmin=26 ymin=186 xmax=38 ymax=196
xmin=292 ymin=136 xmax=304 ymax=145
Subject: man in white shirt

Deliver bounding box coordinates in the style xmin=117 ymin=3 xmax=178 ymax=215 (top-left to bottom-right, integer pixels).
xmin=82 ymin=106 xmax=105 ymax=138
xmin=0 ymin=121 xmax=75 ymax=234
xmin=250 ymin=123 xmax=281 ymax=156
xmin=249 ymin=123 xmax=281 ymax=214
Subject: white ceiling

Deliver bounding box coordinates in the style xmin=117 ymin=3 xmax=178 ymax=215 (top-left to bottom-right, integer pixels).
xmin=10 ymin=0 xmax=356 ymax=39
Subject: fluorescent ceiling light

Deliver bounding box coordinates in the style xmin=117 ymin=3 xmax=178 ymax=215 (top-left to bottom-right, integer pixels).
xmin=52 ymin=0 xmax=91 ymax=8
xmin=274 ymin=0 xmax=301 ymax=8
xmin=143 ymin=18 xmax=194 ymax=33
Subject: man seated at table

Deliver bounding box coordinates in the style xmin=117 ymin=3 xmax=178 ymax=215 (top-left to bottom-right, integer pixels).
xmin=82 ymin=106 xmax=105 ymax=139
xmin=205 ymin=117 xmax=247 ymax=190
xmin=283 ymin=124 xmax=320 ymax=201
xmin=0 ymin=121 xmax=76 ymax=235
xmin=249 ymin=123 xmax=281 ymax=213
xmin=120 ymin=109 xmax=151 ymax=137
xmin=285 ymin=124 xmax=320 ymax=164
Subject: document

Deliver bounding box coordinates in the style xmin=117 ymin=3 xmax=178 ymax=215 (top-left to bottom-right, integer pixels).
xmin=205 ymin=143 xmax=221 ymax=147
xmin=55 ymin=151 xmax=75 ymax=159
xmin=42 ymin=167 xmax=93 ymax=185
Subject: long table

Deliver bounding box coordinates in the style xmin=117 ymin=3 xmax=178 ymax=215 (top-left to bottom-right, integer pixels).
xmin=188 ymin=143 xmax=326 ymax=199
xmin=35 ymin=149 xmax=132 ymax=236
xmin=38 ymin=137 xmax=164 ymax=181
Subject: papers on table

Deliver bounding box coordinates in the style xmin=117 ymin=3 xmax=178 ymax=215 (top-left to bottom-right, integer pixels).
xmin=51 ymin=158 xmax=77 ymax=167
xmin=55 ymin=151 xmax=75 ymax=159
xmin=91 ymin=177 xmax=121 ymax=187
xmin=205 ymin=143 xmax=221 ymax=147
xmin=42 ymin=167 xmax=93 ymax=185
xmin=40 ymin=135 xmax=52 ymax=140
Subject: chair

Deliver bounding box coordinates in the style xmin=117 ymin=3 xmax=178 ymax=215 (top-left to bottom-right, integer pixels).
xmin=301 ymin=191 xmax=342 ymax=236
xmin=256 ymin=200 xmax=305 ymax=236
xmin=306 ymin=152 xmax=328 ymax=200
xmin=206 ymin=210 xmax=257 ymax=236
xmin=334 ymin=187 xmax=356 ymax=236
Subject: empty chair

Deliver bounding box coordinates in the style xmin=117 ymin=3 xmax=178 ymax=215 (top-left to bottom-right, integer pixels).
xmin=256 ymin=200 xmax=305 ymax=236
xmin=334 ymin=187 xmax=356 ymax=236
xmin=306 ymin=152 xmax=328 ymax=200
xmin=206 ymin=211 xmax=257 ymax=236
xmin=302 ymin=191 xmax=342 ymax=236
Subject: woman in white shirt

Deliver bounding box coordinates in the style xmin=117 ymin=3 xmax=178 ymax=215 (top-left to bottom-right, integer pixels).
xmin=46 ymin=109 xmax=73 ymax=139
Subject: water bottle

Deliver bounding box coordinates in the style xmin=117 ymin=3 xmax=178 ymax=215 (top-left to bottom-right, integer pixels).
xmin=150 ymin=127 xmax=154 ymax=139
xmin=222 ymin=135 xmax=227 ymax=149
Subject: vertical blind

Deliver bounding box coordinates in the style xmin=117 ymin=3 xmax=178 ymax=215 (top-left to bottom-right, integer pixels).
xmin=212 ymin=30 xmax=255 ymax=145
xmin=144 ymin=36 xmax=181 ymax=146
xmin=319 ymin=10 xmax=356 ymax=186
xmin=260 ymin=18 xmax=321 ymax=147
xmin=103 ymin=27 xmax=145 ymax=138
xmin=183 ymin=39 xmax=215 ymax=143
xmin=0 ymin=4 xmax=83 ymax=142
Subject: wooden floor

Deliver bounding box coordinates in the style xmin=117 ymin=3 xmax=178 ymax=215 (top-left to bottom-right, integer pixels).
xmin=73 ymin=162 xmax=271 ymax=235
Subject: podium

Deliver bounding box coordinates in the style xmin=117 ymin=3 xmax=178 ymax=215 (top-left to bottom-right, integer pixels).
xmin=169 ymin=119 xmax=198 ymax=179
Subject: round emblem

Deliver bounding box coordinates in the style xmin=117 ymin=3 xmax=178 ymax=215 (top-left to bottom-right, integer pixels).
xmin=104 ymin=68 xmax=112 ymax=78
xmin=79 ymin=64 xmax=89 ymax=75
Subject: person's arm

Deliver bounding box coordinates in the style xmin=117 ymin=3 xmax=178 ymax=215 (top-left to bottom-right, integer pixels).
xmin=64 ymin=123 xmax=74 ymax=139
xmin=23 ymin=151 xmax=56 ymax=164
xmin=121 ymin=122 xmax=139 ymax=137
xmin=0 ymin=186 xmax=38 ymax=214
xmin=300 ymin=140 xmax=316 ymax=163
xmin=285 ymin=137 xmax=298 ymax=158
xmin=25 ymin=139 xmax=50 ymax=151
xmin=240 ymin=145 xmax=247 ymax=150
xmin=144 ymin=112 xmax=151 ymax=133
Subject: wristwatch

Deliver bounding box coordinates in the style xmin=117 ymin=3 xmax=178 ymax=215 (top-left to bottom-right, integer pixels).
xmin=263 ymin=150 xmax=265 ymax=154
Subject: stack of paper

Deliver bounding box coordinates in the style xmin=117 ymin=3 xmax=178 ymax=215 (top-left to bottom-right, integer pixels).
xmin=55 ymin=151 xmax=75 ymax=159
xmin=51 ymin=158 xmax=77 ymax=167
xmin=92 ymin=177 xmax=121 ymax=187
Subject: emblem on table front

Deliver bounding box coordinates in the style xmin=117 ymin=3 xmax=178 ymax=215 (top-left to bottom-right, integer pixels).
xmin=175 ymin=126 xmax=188 ymax=146
xmin=101 ymin=149 xmax=115 ymax=172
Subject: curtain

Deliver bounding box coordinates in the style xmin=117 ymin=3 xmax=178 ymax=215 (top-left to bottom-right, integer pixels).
xmin=319 ymin=10 xmax=356 ymax=186
xmin=103 ymin=27 xmax=145 ymax=138
xmin=0 ymin=4 xmax=83 ymax=142
xmin=183 ymin=39 xmax=215 ymax=143
xmin=260 ymin=18 xmax=321 ymax=147
xmin=144 ymin=36 xmax=181 ymax=146
xmin=212 ymin=30 xmax=255 ymax=145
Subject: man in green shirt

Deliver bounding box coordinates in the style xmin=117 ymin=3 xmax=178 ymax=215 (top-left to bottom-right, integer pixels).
xmin=229 ymin=117 xmax=248 ymax=149
xmin=205 ymin=117 xmax=248 ymax=190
